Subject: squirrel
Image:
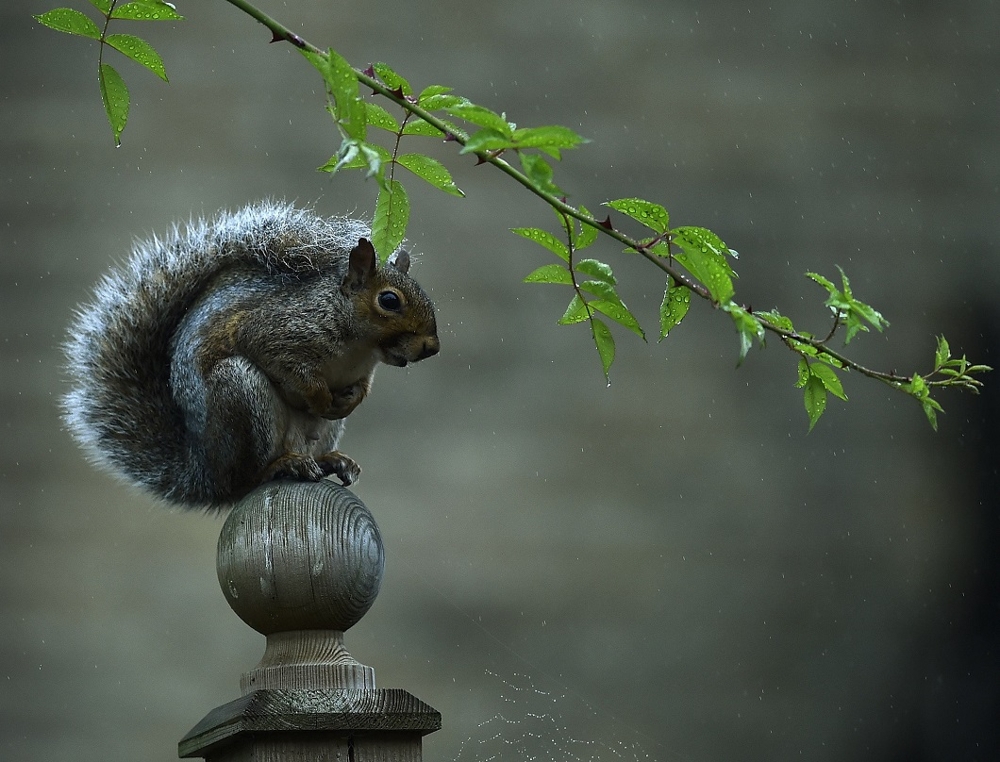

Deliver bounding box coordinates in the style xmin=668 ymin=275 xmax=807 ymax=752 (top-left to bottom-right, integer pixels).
xmin=62 ymin=200 xmax=440 ymax=510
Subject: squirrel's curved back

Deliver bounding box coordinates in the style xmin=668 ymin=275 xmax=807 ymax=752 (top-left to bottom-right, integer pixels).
xmin=62 ymin=200 xmax=374 ymax=504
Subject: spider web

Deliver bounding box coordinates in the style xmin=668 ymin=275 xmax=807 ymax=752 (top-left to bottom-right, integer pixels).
xmin=454 ymin=670 xmax=655 ymax=762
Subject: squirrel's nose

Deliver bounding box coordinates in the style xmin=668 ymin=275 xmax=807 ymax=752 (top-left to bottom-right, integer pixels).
xmin=418 ymin=337 xmax=440 ymax=360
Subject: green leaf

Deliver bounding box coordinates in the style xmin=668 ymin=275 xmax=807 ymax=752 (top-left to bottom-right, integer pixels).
xmin=105 ymin=34 xmax=168 ymax=80
xmin=806 ymin=271 xmax=837 ymax=294
xmin=605 ymin=198 xmax=669 ymax=234
xmin=795 ymin=357 xmax=810 ymax=388
xmin=89 ymin=0 xmax=112 ymax=13
xmin=906 ymin=373 xmax=942 ymax=430
xmin=110 ymin=0 xmax=184 ymax=21
xmin=756 ymin=308 xmax=794 ymax=333
xmin=524 ymin=264 xmax=573 ymax=285
xmin=396 ymin=153 xmax=464 ymax=197
xmin=371 ymin=178 xmax=409 ymax=261
xmin=576 ymin=205 xmax=599 ymax=250
xmin=936 ymin=336 xmax=952 ymax=369
xmin=446 ymin=103 xmax=512 ymax=135
xmin=372 ymin=62 xmax=412 ymax=95
xmin=725 ymin=303 xmax=765 ymax=364
xmin=302 ymin=49 xmax=365 ymax=141
xmin=590 ymin=300 xmax=645 ymax=340
xmin=510 ymin=125 xmax=588 ymax=159
xmin=659 ymin=280 xmax=690 ymax=340
xmin=401 ymin=118 xmax=445 ymax=137
xmin=460 ymin=127 xmax=514 ymax=154
xmin=575 ymin=259 xmax=615 ymax=285
xmin=671 ymin=227 xmax=735 ymax=304
xmin=810 ymin=363 xmax=847 ymax=401
xmin=519 ymin=153 xmax=563 ymax=196
xmin=511 ymin=227 xmax=569 ymax=262
xmin=98 ymin=62 xmax=128 ymax=146
xmin=806 ymin=267 xmax=888 ymax=344
xmin=34 ymin=8 xmax=101 ymax=39
xmin=318 ymin=140 xmax=388 ymax=176
xmin=803 ymin=375 xmax=827 ymax=432
xmin=419 ymin=93 xmax=467 ymax=111
xmin=578 ymin=279 xmax=617 ymax=302
xmin=364 ymin=101 xmax=400 ymax=132
xmin=672 ymin=227 xmax=737 ymax=271
xmin=418 ymin=84 xmax=452 ymax=101
xmin=558 ymin=294 xmax=590 ymax=325
xmin=591 ymin=318 xmax=616 ymax=379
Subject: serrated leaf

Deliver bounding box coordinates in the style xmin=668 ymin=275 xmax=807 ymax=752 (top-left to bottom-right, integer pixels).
xmin=519 ymin=153 xmax=563 ymax=196
xmin=811 ymin=363 xmax=847 ymax=401
xmin=671 ymin=227 xmax=737 ymax=303
xmin=605 ymin=198 xmax=669 ymax=234
xmin=591 ymin=318 xmax=616 ymax=378
xmin=372 ymin=62 xmax=411 ymax=95
xmin=105 ymin=33 xmax=168 ymax=80
xmin=756 ymin=309 xmax=794 ymax=333
xmin=510 ymin=125 xmax=588 ymax=158
xmin=576 ymin=205 xmax=599 ymax=250
xmin=364 ymin=101 xmax=400 ymax=132
xmin=419 ymin=93 xmax=467 ymax=111
xmin=511 ymin=227 xmax=569 ymax=262
xmin=578 ymin=280 xmax=618 ymax=303
xmin=111 ymin=0 xmax=184 ymax=21
xmin=558 ymin=294 xmax=590 ymax=325
xmin=35 ymin=8 xmax=102 ymax=38
xmin=418 ymin=84 xmax=453 ymax=101
xmin=371 ymin=178 xmax=409 ymax=261
xmin=724 ymin=303 xmax=765 ymax=365
xmin=803 ymin=375 xmax=827 ymax=431
xmin=673 ymin=227 xmax=737 ymax=271
xmin=659 ymin=280 xmax=690 ymax=340
xmin=401 ymin=119 xmax=445 ymax=137
xmin=459 ymin=127 xmax=513 ymax=154
xmin=397 ymin=153 xmax=464 ymax=197
xmin=795 ymin=357 xmax=810 ymax=388
xmin=318 ymin=140 xmax=388 ymax=176
xmin=922 ymin=400 xmax=940 ymax=431
xmin=446 ymin=103 xmax=512 ymax=135
xmin=98 ymin=62 xmax=128 ymax=146
xmin=590 ymin=300 xmax=645 ymax=340
xmin=524 ymin=264 xmax=573 ymax=285
xmin=806 ymin=271 xmax=837 ymax=294
xmin=303 ymin=48 xmax=365 ymax=141
xmin=575 ymin=259 xmax=615 ymax=285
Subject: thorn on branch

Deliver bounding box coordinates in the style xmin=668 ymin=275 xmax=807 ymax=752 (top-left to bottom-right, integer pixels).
xmin=270 ymin=29 xmax=307 ymax=49
xmin=598 ymin=215 xmax=614 ymax=230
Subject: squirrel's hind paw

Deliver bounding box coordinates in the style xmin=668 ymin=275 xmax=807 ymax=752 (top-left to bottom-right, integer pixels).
xmin=316 ymin=450 xmax=362 ymax=486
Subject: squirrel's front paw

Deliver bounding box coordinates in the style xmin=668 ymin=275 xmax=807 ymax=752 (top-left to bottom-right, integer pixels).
xmin=316 ymin=450 xmax=362 ymax=486
xmin=259 ymin=452 xmax=327 ymax=484
xmin=322 ymin=382 xmax=367 ymax=420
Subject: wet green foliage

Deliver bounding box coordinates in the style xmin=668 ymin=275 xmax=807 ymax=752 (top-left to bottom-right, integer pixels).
xmin=36 ymin=0 xmax=991 ymax=429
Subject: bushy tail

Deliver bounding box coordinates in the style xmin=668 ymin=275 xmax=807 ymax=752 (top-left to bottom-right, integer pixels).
xmin=62 ymin=200 xmax=372 ymax=506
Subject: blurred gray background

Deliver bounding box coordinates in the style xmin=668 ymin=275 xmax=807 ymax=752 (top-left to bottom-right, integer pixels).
xmin=3 ymin=1 xmax=998 ymax=760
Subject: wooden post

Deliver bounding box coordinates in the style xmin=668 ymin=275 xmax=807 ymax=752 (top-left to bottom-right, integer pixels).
xmin=178 ymin=480 xmax=441 ymax=761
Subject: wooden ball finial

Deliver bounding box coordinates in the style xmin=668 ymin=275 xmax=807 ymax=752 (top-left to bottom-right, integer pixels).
xmin=216 ymin=479 xmax=384 ymax=692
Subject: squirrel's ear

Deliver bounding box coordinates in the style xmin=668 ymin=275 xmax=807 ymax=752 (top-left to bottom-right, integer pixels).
xmin=343 ymin=238 xmax=377 ymax=294
xmin=388 ymin=249 xmax=411 ymax=274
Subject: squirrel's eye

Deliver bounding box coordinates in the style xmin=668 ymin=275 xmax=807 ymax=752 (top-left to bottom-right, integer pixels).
xmin=377 ymin=290 xmax=403 ymax=312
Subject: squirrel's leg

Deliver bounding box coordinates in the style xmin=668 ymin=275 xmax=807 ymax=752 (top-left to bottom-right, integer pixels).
xmin=177 ymin=355 xmax=291 ymax=499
